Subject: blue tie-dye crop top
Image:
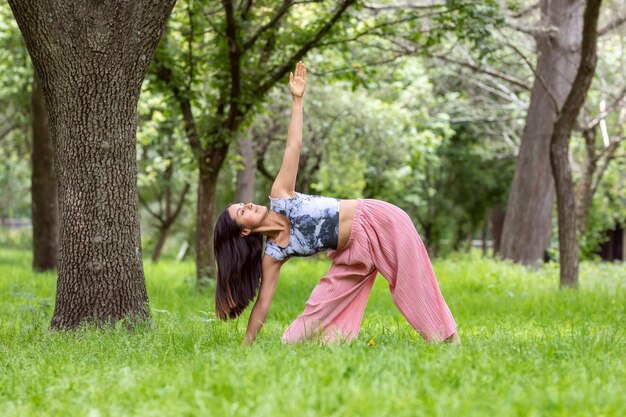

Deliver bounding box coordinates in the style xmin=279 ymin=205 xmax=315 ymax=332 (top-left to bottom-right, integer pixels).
xmin=264 ymin=192 xmax=340 ymax=261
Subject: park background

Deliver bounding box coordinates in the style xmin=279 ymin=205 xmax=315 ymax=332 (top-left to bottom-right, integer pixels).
xmin=0 ymin=1 xmax=625 ymax=416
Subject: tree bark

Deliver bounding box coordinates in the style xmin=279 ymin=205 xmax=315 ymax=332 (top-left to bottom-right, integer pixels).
xmin=490 ymin=207 xmax=506 ymax=256
xmin=575 ymin=127 xmax=598 ymax=234
xmin=500 ymin=0 xmax=585 ymax=266
xmin=196 ymin=146 xmax=227 ymax=287
xmin=481 ymin=220 xmax=488 ymax=257
xmin=9 ymin=0 xmax=176 ymax=329
xmin=151 ymin=225 xmax=170 ymax=263
xmin=31 ymin=74 xmax=58 ymax=272
xmin=550 ymin=0 xmax=602 ymax=288
xmin=235 ymin=133 xmax=256 ymax=204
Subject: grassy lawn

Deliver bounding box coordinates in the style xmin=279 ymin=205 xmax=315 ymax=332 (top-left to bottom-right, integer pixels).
xmin=0 ymin=247 xmax=624 ymax=417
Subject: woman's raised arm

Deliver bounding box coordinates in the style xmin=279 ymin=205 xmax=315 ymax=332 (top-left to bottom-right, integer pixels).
xmin=270 ymin=62 xmax=306 ymax=199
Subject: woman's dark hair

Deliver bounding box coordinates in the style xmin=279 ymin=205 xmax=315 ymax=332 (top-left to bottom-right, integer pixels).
xmin=213 ymin=205 xmax=264 ymax=320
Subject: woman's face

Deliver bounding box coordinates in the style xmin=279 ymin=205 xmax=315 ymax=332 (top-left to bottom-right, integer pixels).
xmin=228 ymin=202 xmax=268 ymax=233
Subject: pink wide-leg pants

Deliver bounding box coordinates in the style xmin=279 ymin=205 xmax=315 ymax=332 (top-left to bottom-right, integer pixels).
xmin=282 ymin=199 xmax=457 ymax=343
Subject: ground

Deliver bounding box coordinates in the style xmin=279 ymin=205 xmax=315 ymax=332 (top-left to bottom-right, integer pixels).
xmin=1 ymin=248 xmax=624 ymax=417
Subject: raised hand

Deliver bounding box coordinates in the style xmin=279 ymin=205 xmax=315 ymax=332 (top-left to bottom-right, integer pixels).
xmin=289 ymin=61 xmax=306 ymax=98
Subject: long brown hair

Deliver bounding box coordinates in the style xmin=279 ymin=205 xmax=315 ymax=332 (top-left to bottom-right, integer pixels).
xmin=213 ymin=206 xmax=263 ymax=320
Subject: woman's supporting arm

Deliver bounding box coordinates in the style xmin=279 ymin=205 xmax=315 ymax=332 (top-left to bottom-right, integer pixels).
xmin=270 ymin=62 xmax=306 ymax=198
xmin=243 ymin=255 xmax=284 ymax=345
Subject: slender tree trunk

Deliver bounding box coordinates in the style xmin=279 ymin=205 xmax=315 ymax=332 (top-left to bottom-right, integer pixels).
xmin=31 ymin=74 xmax=58 ymax=272
xmin=482 ymin=220 xmax=488 ymax=257
xmin=490 ymin=207 xmax=506 ymax=256
xmin=147 ymin=176 xmax=190 ymax=264
xmin=551 ymin=0 xmax=602 ymax=288
xmin=196 ymin=146 xmax=227 ymax=286
xmin=235 ymin=133 xmax=256 ymax=204
xmin=500 ymin=0 xmax=584 ymax=266
xmin=575 ymin=127 xmax=598 ymax=234
xmin=9 ymin=0 xmax=176 ymax=329
xmin=151 ymin=225 xmax=170 ymax=263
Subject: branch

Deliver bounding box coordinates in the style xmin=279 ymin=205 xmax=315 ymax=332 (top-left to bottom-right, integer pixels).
xmin=591 ymin=138 xmax=622 ymax=195
xmin=505 ymin=39 xmax=560 ymax=113
xmin=187 ymin=0 xmax=195 ymax=93
xmin=362 ymin=1 xmax=444 ymax=11
xmin=317 ymin=15 xmax=429 ymax=47
xmin=0 ymin=124 xmax=17 ymax=142
xmin=153 ymin=62 xmax=202 ymax=153
xmin=166 ymin=183 xmax=191 ymax=225
xmin=222 ymin=0 xmax=242 ymax=129
xmin=243 ymin=0 xmax=291 ymax=51
xmin=432 ymin=54 xmax=531 ymax=91
xmin=203 ymin=13 xmax=227 ymax=38
xmin=598 ymin=14 xmax=626 ymax=37
xmin=239 ymin=0 xmax=253 ymax=20
xmin=309 ymin=53 xmax=406 ymax=77
xmin=449 ymin=115 xmax=526 ymax=123
xmin=139 ymin=192 xmax=165 ymax=225
xmin=507 ymin=1 xmax=539 ymax=19
xmin=583 ymin=84 xmax=626 ymax=129
xmin=256 ymin=157 xmax=276 ymax=181
xmin=254 ymin=0 xmax=356 ymax=96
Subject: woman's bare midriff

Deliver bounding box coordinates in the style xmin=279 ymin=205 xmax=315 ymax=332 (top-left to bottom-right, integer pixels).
xmin=336 ymin=199 xmax=358 ymax=252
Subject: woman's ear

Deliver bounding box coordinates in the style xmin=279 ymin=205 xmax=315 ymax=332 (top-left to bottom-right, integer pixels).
xmin=240 ymin=228 xmax=252 ymax=237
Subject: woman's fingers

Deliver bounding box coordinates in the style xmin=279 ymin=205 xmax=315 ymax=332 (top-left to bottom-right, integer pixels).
xmin=294 ymin=61 xmax=305 ymax=79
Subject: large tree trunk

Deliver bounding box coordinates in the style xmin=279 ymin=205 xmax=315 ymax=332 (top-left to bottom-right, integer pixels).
xmin=31 ymin=74 xmax=58 ymax=272
xmin=551 ymin=0 xmax=602 ymax=288
xmin=9 ymin=0 xmax=176 ymax=329
xmin=500 ymin=0 xmax=585 ymax=266
xmin=235 ymin=133 xmax=256 ymax=204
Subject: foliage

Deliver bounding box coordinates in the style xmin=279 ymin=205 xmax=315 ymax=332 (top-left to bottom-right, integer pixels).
xmin=136 ymin=86 xmax=197 ymax=259
xmin=221 ymin=54 xmax=517 ymax=255
xmin=571 ymin=10 xmax=626 ymax=258
xmin=242 ymin=69 xmax=413 ymax=200
xmin=579 ymin=163 xmax=626 ymax=259
xmin=1 ymin=248 xmax=625 ymax=416
xmin=0 ymin=4 xmax=32 ymax=220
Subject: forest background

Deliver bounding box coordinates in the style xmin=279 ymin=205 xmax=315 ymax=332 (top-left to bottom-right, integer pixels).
xmin=2 ymin=0 xmax=625 ymax=275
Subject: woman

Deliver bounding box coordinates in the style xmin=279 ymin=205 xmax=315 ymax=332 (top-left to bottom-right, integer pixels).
xmin=214 ymin=62 xmax=460 ymax=346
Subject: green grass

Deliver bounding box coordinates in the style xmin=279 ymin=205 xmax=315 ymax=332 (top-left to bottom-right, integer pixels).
xmin=1 ymin=247 xmax=625 ymax=417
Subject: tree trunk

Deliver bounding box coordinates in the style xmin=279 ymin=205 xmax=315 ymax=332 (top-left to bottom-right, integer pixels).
xmin=490 ymin=207 xmax=506 ymax=256
xmin=9 ymin=0 xmax=176 ymax=329
xmin=482 ymin=220 xmax=488 ymax=257
xmin=235 ymin=133 xmax=256 ymax=204
xmin=31 ymin=74 xmax=58 ymax=272
xmin=500 ymin=0 xmax=585 ymax=266
xmin=550 ymin=0 xmax=602 ymax=288
xmin=151 ymin=225 xmax=170 ymax=263
xmin=575 ymin=127 xmax=598 ymax=234
xmin=196 ymin=146 xmax=227 ymax=286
